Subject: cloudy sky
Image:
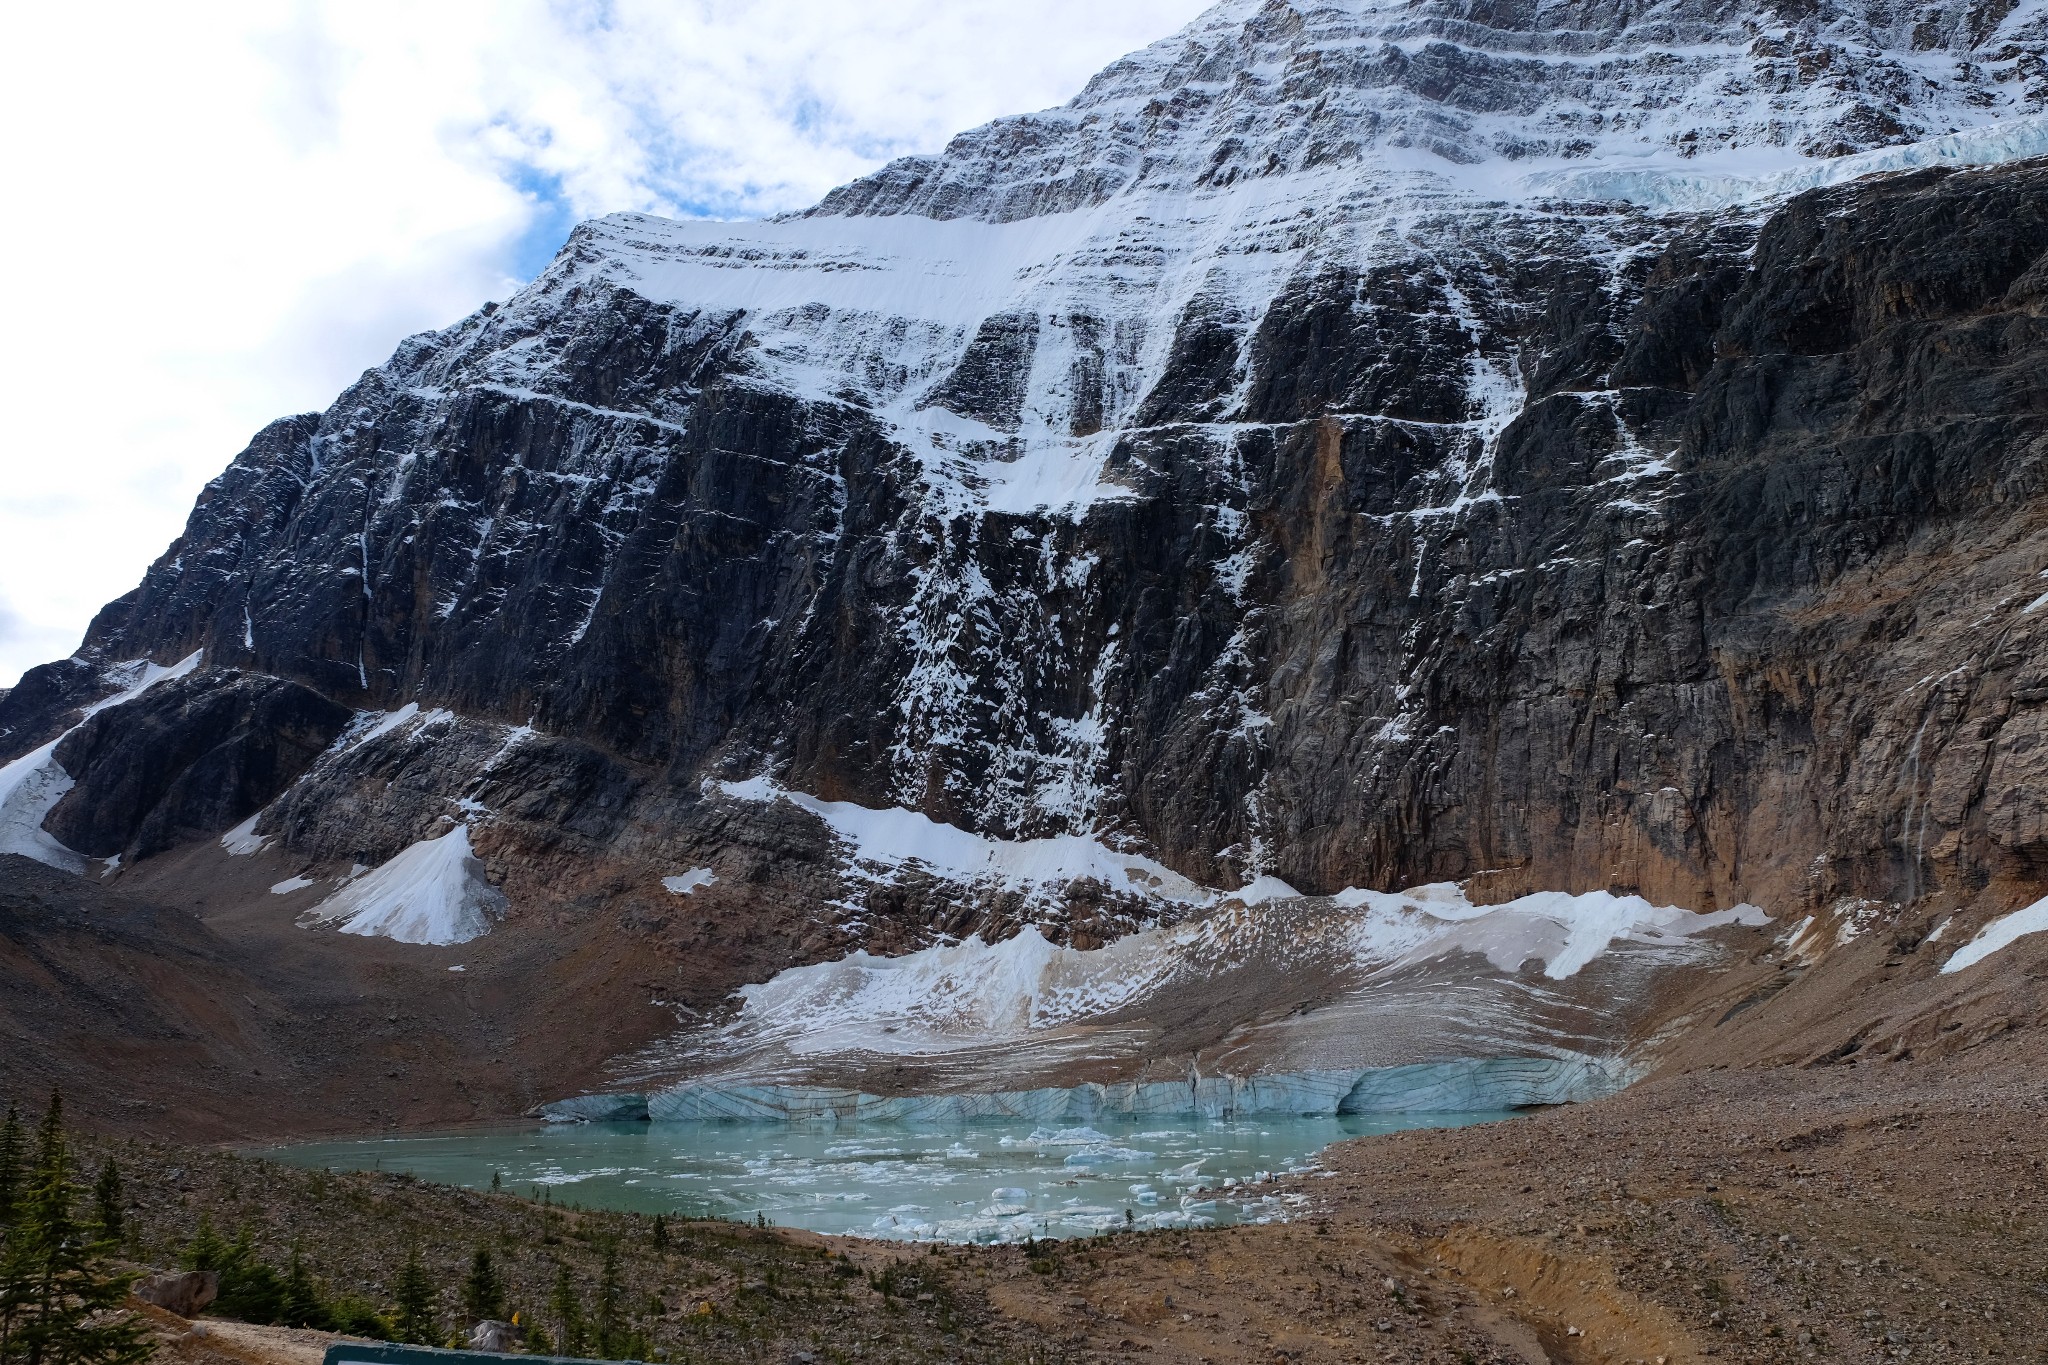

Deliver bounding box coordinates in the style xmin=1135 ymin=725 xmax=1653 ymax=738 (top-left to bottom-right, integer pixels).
xmin=0 ymin=1 xmax=1210 ymax=689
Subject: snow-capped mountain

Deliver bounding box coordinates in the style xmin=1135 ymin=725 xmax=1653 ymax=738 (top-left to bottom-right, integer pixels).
xmin=6 ymin=0 xmax=2048 ymax=1104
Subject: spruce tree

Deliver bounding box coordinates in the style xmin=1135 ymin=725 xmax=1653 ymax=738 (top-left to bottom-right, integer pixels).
xmin=179 ymin=1215 xmax=231 ymax=1274
xmin=460 ymin=1247 xmax=504 ymax=1324
xmin=0 ymin=1089 xmax=150 ymax=1365
xmin=649 ymin=1215 xmax=667 ymax=1252
xmin=278 ymin=1245 xmax=328 ymax=1331
xmin=519 ymin=1318 xmax=553 ymax=1355
xmin=592 ymin=1245 xmax=623 ymax=1358
xmin=212 ymin=1228 xmax=282 ymax=1324
xmin=88 ymin=1165 xmax=120 ymax=1249
xmin=546 ymin=1263 xmax=584 ymax=1357
xmin=0 ymin=1105 xmax=23 ymax=1228
xmin=390 ymin=1248 xmax=437 ymax=1346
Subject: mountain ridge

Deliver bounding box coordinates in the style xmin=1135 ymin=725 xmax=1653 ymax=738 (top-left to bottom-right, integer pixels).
xmin=5 ymin=0 xmax=2048 ymax=1124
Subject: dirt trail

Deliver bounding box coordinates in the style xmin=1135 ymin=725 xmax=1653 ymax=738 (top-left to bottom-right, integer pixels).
xmin=134 ymin=1301 xmax=346 ymax=1365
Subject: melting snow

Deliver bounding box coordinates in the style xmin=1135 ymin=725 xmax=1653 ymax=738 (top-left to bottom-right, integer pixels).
xmin=333 ymin=703 xmax=455 ymax=754
xmin=715 ymin=775 xmax=1209 ymax=906
xmin=302 ymin=825 xmax=507 ymax=946
xmin=0 ymin=651 xmax=202 ymax=871
xmin=220 ymin=813 xmax=268 ymax=856
xmin=1941 ymin=894 xmax=2048 ymax=974
xmin=662 ymin=868 xmax=717 ymax=895
xmin=269 ymin=876 xmax=316 ymax=894
xmin=711 ymin=882 xmax=1767 ymax=1059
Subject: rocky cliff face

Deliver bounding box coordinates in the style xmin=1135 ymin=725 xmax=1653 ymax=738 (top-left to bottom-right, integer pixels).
xmin=6 ymin=0 xmax=2048 ymax=1095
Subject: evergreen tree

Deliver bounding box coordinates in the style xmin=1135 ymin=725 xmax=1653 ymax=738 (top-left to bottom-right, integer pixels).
xmin=184 ymin=1224 xmax=283 ymax=1325
xmin=179 ymin=1215 xmax=231 ymax=1274
xmin=592 ymin=1244 xmax=623 ymax=1358
xmin=546 ymin=1263 xmax=584 ymax=1357
xmin=519 ymin=1318 xmax=553 ymax=1356
xmin=278 ymin=1245 xmax=328 ymax=1331
xmin=325 ymin=1298 xmax=391 ymax=1342
xmin=88 ymin=1165 xmax=120 ymax=1249
xmin=390 ymin=1248 xmax=438 ymax=1346
xmin=460 ymin=1247 xmax=504 ymax=1324
xmin=0 ymin=1089 xmax=150 ymax=1365
xmin=649 ymin=1215 xmax=667 ymax=1252
xmin=0 ymin=1105 xmax=23 ymax=1228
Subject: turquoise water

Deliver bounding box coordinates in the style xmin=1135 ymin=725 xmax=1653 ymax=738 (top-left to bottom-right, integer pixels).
xmin=260 ymin=1111 xmax=1510 ymax=1242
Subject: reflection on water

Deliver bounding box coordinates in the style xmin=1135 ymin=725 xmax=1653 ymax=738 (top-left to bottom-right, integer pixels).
xmin=260 ymin=1110 xmax=1511 ymax=1242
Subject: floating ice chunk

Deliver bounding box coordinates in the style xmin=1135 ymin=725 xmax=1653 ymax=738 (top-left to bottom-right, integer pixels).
xmin=662 ymin=867 xmax=716 ymax=895
xmin=1022 ymin=1126 xmax=1116 ymax=1147
xmin=302 ymin=825 xmax=507 ymax=946
xmin=990 ymin=1187 xmax=1030 ymax=1203
xmin=1941 ymin=894 xmax=2048 ymax=974
xmin=1064 ymin=1145 xmax=1149 ymax=1167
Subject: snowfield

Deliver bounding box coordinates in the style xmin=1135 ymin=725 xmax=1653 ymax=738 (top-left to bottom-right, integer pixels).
xmin=301 ymin=824 xmax=506 ymax=946
xmin=715 ymin=877 xmax=1766 ymax=1060
xmin=1942 ymin=894 xmax=2048 ymax=974
xmin=0 ymin=652 xmax=202 ymax=872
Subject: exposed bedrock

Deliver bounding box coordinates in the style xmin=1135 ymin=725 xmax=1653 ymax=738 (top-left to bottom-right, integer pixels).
xmin=5 ymin=161 xmax=2044 ymax=935
xmin=44 ymin=670 xmax=351 ymax=862
xmin=11 ymin=0 xmax=2048 ymax=1138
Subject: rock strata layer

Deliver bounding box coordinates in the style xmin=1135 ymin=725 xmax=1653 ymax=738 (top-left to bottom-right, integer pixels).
xmin=5 ymin=0 xmax=2048 ymax=1102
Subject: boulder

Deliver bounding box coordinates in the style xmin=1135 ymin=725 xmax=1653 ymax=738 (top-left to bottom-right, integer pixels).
xmin=134 ymin=1269 xmax=219 ymax=1317
xmin=468 ymin=1320 xmax=517 ymax=1353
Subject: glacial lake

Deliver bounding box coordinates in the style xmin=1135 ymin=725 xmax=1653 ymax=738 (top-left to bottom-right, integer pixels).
xmin=260 ymin=1111 xmax=1511 ymax=1242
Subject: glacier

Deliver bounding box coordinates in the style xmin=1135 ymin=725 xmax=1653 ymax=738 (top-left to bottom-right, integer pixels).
xmin=605 ymin=867 xmax=1766 ymax=1120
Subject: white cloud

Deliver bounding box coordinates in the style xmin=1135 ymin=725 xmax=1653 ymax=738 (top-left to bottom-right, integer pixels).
xmin=0 ymin=0 xmax=1210 ymax=689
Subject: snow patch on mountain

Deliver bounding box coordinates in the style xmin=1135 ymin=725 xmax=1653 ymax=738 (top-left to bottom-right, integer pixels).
xmin=703 ymin=880 xmax=1766 ymax=1061
xmin=1520 ymin=111 xmax=2048 ymax=211
xmin=0 ymin=651 xmax=202 ymax=871
xmin=1941 ymin=894 xmax=2048 ymax=974
xmin=540 ymin=0 xmax=2048 ymax=525
xmin=219 ymin=812 xmax=268 ymax=856
xmin=715 ymin=774 xmax=1212 ymax=907
xmin=301 ymin=824 xmax=506 ymax=946
xmin=332 ymin=703 xmax=456 ymax=755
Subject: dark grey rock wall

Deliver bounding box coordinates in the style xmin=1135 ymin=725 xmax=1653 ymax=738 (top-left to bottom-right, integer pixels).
xmin=5 ymin=159 xmax=2048 ymax=940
